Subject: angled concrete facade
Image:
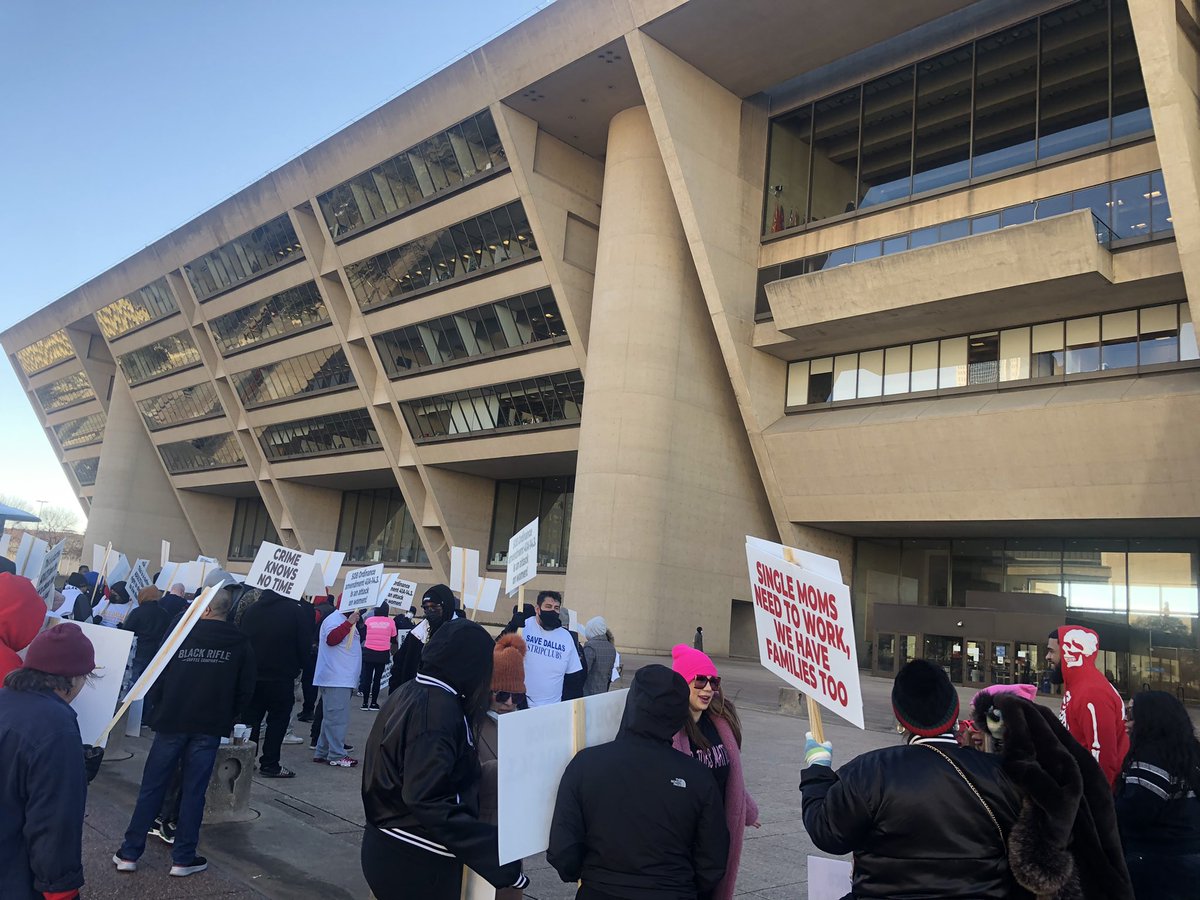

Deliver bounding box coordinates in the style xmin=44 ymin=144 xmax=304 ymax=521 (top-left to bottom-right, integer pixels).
xmin=6 ymin=0 xmax=1200 ymax=683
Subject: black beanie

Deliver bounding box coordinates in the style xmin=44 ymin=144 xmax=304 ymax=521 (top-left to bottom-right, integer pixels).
xmin=892 ymin=659 xmax=960 ymax=737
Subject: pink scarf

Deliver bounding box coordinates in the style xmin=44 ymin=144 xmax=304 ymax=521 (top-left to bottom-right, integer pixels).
xmin=672 ymin=715 xmax=758 ymax=900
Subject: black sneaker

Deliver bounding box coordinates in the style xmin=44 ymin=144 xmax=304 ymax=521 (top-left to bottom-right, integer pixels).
xmin=296 ymin=712 xmax=314 ymax=723
xmin=369 ymin=702 xmax=381 ymax=710
xmin=150 ymin=818 xmax=176 ymax=845
xmin=360 ymin=703 xmax=369 ymax=711
xmin=170 ymin=856 xmax=208 ymax=877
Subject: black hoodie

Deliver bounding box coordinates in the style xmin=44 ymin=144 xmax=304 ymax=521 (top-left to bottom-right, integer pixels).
xmin=548 ymin=665 xmax=729 ymax=899
xmin=238 ymin=589 xmax=314 ymax=680
xmin=390 ymin=584 xmax=459 ymax=688
xmin=361 ymin=617 xmax=525 ymax=890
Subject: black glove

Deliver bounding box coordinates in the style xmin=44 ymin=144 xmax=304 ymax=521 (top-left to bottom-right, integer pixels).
xmin=83 ymin=745 xmax=105 ymax=783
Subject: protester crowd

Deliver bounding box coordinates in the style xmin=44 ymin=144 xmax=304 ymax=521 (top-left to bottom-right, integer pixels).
xmin=1 ymin=557 xmax=1199 ymax=900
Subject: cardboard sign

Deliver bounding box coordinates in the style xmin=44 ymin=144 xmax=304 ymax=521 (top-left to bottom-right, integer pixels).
xmin=808 ymin=857 xmax=853 ymax=900
xmin=35 ymin=539 xmax=67 ymax=606
xmin=505 ymin=518 xmax=539 ymax=596
xmin=341 ymin=564 xmax=385 ymax=612
xmin=450 ymin=546 xmax=481 ymax=600
xmin=497 ymin=689 xmax=628 ymax=864
xmin=160 ymin=540 xmax=170 ymax=569
xmin=107 ymin=553 xmax=131 ymax=585
xmin=92 ymin=543 xmax=109 ymax=574
xmin=745 ymin=537 xmax=863 ymax=729
xmin=154 ymin=561 xmax=183 ymax=592
xmin=382 ymin=575 xmax=417 ymax=611
xmin=63 ymin=620 xmax=134 ymax=747
xmin=14 ymin=532 xmax=48 ymax=580
xmin=125 ymin=559 xmax=152 ymax=599
xmin=244 ymin=541 xmax=318 ymax=601
xmin=312 ymin=549 xmax=346 ymax=589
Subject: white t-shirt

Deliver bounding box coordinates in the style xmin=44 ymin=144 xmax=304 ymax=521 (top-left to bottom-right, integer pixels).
xmin=522 ymin=618 xmax=582 ymax=707
xmin=314 ymin=610 xmax=362 ymax=688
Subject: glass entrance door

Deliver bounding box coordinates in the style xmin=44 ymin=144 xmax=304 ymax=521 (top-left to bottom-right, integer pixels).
xmin=965 ymin=639 xmax=986 ymax=683
xmin=990 ymin=642 xmax=1013 ymax=684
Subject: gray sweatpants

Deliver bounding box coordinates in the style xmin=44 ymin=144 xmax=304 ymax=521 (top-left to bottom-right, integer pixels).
xmin=314 ymin=687 xmax=351 ymax=760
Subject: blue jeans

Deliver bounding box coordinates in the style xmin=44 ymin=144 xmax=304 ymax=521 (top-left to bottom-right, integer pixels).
xmin=119 ymin=732 xmax=219 ymax=865
xmin=314 ymin=687 xmax=351 ymax=761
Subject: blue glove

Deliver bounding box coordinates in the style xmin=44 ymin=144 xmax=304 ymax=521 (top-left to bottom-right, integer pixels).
xmin=804 ymin=732 xmax=833 ymax=768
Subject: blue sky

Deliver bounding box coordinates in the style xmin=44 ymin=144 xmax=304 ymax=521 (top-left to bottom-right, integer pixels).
xmin=0 ymin=0 xmax=551 ymax=528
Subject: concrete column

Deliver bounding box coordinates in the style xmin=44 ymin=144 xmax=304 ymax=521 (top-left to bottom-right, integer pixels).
xmin=83 ymin=378 xmax=200 ymax=564
xmin=565 ymin=106 xmax=775 ymax=656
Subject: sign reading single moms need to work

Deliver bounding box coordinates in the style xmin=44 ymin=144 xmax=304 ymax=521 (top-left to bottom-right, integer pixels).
xmin=246 ymin=541 xmax=318 ymax=601
xmin=745 ymin=537 xmax=864 ymax=729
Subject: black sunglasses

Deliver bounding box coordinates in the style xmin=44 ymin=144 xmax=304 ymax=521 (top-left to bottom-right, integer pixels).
xmin=493 ymin=691 xmax=525 ymax=704
xmin=692 ymin=675 xmax=721 ymax=690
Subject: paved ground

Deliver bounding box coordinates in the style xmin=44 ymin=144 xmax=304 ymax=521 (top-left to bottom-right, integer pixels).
xmin=72 ymin=652 xmax=1090 ymax=899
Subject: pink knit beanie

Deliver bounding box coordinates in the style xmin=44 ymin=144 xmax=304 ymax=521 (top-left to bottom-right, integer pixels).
xmin=671 ymin=644 xmax=718 ymax=684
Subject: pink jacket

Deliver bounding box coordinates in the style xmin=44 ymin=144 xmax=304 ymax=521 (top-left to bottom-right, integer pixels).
xmin=672 ymin=715 xmax=758 ymax=900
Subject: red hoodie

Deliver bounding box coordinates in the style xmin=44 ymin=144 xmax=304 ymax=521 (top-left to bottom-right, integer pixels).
xmin=1055 ymin=624 xmax=1129 ymax=788
xmin=0 ymin=573 xmax=48 ymax=680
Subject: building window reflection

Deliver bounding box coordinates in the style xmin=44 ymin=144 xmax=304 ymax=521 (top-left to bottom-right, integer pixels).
xmin=137 ymin=382 xmax=224 ymax=431
xmin=34 ymin=370 xmax=95 ymax=413
xmin=158 ymin=433 xmax=245 ymax=474
xmin=334 ymin=487 xmax=428 ymax=565
xmin=71 ymin=457 xmax=99 ymax=487
xmin=256 ymin=409 xmax=380 ymax=461
xmin=345 ymin=201 xmax=538 ymax=312
xmin=231 ymin=346 xmax=354 ymax=409
xmin=487 ymin=476 xmax=574 ymax=570
xmin=95 ymin=278 xmax=179 ymax=340
xmin=317 ymin=110 xmax=506 ymax=240
xmin=209 ymin=281 xmax=329 ymax=355
xmin=116 ymin=331 xmax=203 ymax=386
xmin=15 ymin=330 xmax=74 ymax=377
xmin=228 ymin=497 xmax=279 ymax=561
xmin=184 ymin=214 xmax=303 ymax=301
xmin=400 ymin=370 xmax=584 ymax=442
xmin=52 ymin=411 xmax=107 ymax=450
xmin=764 ymin=0 xmax=1153 ymax=235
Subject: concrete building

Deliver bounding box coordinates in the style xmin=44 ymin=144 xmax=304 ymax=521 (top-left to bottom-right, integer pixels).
xmin=5 ymin=0 xmax=1199 ymax=694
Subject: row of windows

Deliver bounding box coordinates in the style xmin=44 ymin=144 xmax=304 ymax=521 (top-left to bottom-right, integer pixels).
xmin=34 ymin=370 xmax=95 ymax=414
xmin=209 ymin=280 xmax=329 ymax=356
xmin=95 ymin=278 xmax=179 ymax=340
xmin=116 ymin=331 xmax=203 ymax=386
xmin=765 ymin=0 xmax=1150 ymax=234
xmin=185 ymin=214 xmax=303 ymax=301
xmin=487 ymin=476 xmax=573 ymax=571
xmin=345 ymin=201 xmax=537 ymax=312
xmin=71 ymin=457 xmax=99 ymax=487
xmin=374 ymin=288 xmax=566 ymax=379
xmin=15 ymin=330 xmax=73 ymax=377
xmin=400 ymin=370 xmax=584 ymax=442
xmin=53 ymin=411 xmax=107 ymax=450
xmin=318 ymin=110 xmax=506 ymax=240
xmin=334 ymin=488 xmax=428 ymax=566
xmin=231 ymin=345 xmax=354 ymax=409
xmin=787 ymin=301 xmax=1199 ymax=407
xmin=228 ymin=497 xmax=280 ymax=561
xmin=256 ymin=408 xmax=380 ymax=462
xmin=756 ymin=171 xmax=1173 ymax=317
xmin=159 ymin=433 xmax=246 ymax=475
xmin=138 ymin=382 xmax=224 ymax=431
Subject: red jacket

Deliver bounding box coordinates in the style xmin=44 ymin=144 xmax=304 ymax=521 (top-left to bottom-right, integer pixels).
xmin=1056 ymin=625 xmax=1129 ymax=787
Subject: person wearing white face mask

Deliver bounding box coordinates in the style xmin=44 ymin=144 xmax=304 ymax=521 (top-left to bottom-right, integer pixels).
xmin=520 ymin=591 xmax=582 ymax=707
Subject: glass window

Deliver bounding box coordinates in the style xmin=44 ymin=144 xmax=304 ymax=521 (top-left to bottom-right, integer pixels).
xmin=1101 ymin=310 xmax=1139 ymax=370
xmin=1149 ymin=171 xmax=1172 ymax=237
xmin=71 ymin=457 xmax=99 ymax=487
xmin=34 ymin=370 xmax=94 ymax=413
xmin=138 ymin=382 xmax=223 ymax=430
xmin=939 ymin=219 xmax=969 ymax=241
xmin=1038 ymin=0 xmax=1110 ymax=159
xmin=854 ymin=241 xmax=881 ymax=262
xmin=53 ymin=411 xmax=106 ymax=449
xmin=1066 ymin=316 xmax=1101 ymax=373
xmin=228 ymin=497 xmax=279 ymax=561
xmin=939 ymin=336 xmax=967 ymax=388
xmin=115 ymin=331 xmax=202 ymax=386
xmin=967 ymin=332 xmax=1000 ymax=384
xmin=972 ymin=19 xmax=1038 ymax=177
xmin=257 ymin=409 xmax=380 ymax=461
xmin=1032 ymin=321 xmax=1066 ymax=377
xmin=15 ymin=330 xmax=74 ymax=376
xmin=1111 ymin=0 xmax=1152 ymax=138
xmin=1138 ymin=304 xmax=1179 ymax=365
xmin=911 ymin=341 xmax=939 ymax=392
xmin=1002 ymin=202 xmax=1035 ymax=228
xmin=882 ymin=235 xmax=909 ymax=255
xmin=913 ymin=46 xmax=973 ymax=194
xmin=95 ymin=278 xmax=179 ymax=340
xmin=487 ymin=477 xmax=574 ymax=569
xmin=857 ymin=349 xmax=885 ymax=398
xmin=1034 ymin=193 xmax=1072 ymax=220
xmin=786 ymin=361 xmax=809 ymax=407
xmin=832 ymin=354 xmax=858 ymax=400
xmin=1111 ymin=173 xmax=1152 ymax=239
xmin=883 ymin=345 xmax=910 ymax=395
xmin=858 ymin=68 xmax=913 ymax=209
xmin=909 ymin=226 xmax=938 ymax=249
xmin=951 ymin=539 xmax=1005 ymax=606
xmin=808 ymin=87 xmax=861 ymax=221
xmin=400 ymin=371 xmax=584 ymax=442
xmin=808 ymin=357 xmax=834 ymax=403
xmin=999 ymin=327 xmax=1030 ymax=381
xmin=158 ymin=433 xmax=245 ymax=474
xmin=765 ymin=106 xmax=813 ymax=233
xmin=1063 ymin=539 xmax=1128 ymax=619
xmin=971 ymin=213 xmax=1001 ymax=234
xmin=334 ymin=488 xmax=428 ymax=565
xmin=231 ymin=346 xmax=355 ymax=408
xmin=209 ymin=281 xmax=329 ymax=355
xmin=1127 ymin=544 xmax=1198 ymax=633
xmin=1182 ymin=303 xmax=1199 ymax=361
xmin=1003 ymin=539 xmax=1064 ymax=594
xmin=184 ymin=215 xmax=301 ymax=301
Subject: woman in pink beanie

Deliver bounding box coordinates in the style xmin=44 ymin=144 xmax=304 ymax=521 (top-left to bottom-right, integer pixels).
xmin=670 ymin=644 xmax=759 ymax=900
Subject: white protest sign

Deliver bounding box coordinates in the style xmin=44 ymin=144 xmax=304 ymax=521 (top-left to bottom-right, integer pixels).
xmin=107 ymin=553 xmax=131 ymax=585
xmin=15 ymin=532 xmax=48 ymax=579
xmin=244 ymin=541 xmax=318 ymax=601
xmin=808 ymin=857 xmax=853 ymax=900
xmin=498 ymin=688 xmax=628 ymax=864
xmin=313 ymin=550 xmax=346 ymax=588
xmin=450 ymin=546 xmax=481 ymax=598
xmin=745 ymin=538 xmax=863 ymax=729
xmin=197 ymin=555 xmax=220 ymax=567
xmin=92 ymin=543 xmax=108 ymax=573
xmin=477 ymin=578 xmax=501 ymax=613
xmin=747 ymin=535 xmax=843 ymax=582
xmin=341 ymin=564 xmax=385 ymax=612
xmin=62 ymin=620 xmax=134 ymax=747
xmin=125 ymin=559 xmax=152 ymax=599
xmin=35 ymin=539 xmax=67 ymax=607
xmin=154 ymin=561 xmax=182 ymax=592
xmin=160 ymin=540 xmax=170 ymax=569
xmin=172 ymin=560 xmax=204 ymax=594
xmin=505 ymin=518 xmax=539 ymax=596
xmin=382 ymin=575 xmax=417 ymax=611
xmin=562 ymin=607 xmax=582 ymax=634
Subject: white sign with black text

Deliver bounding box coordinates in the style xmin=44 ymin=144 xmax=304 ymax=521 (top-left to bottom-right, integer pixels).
xmin=245 ymin=542 xmax=319 ymax=601
xmin=340 ymin=564 xmax=385 ymax=612
xmin=505 ymin=518 xmax=539 ymax=596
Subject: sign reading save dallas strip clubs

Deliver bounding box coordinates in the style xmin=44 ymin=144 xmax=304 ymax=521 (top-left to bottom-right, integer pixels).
xmin=745 ymin=537 xmax=864 ymax=729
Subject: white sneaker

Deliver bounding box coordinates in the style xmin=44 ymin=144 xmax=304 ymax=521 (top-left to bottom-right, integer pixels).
xmin=113 ymin=853 xmax=137 ymax=872
xmin=281 ymin=731 xmax=305 ymax=745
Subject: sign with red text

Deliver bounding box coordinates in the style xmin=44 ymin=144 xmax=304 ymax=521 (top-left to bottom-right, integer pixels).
xmin=745 ymin=537 xmax=863 ymax=729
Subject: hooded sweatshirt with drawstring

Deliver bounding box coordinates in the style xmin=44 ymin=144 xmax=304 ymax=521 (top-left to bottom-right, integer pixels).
xmin=0 ymin=574 xmax=48 ymax=680
xmin=1054 ymin=624 xmax=1129 ymax=787
xmin=389 ymin=584 xmax=458 ymax=690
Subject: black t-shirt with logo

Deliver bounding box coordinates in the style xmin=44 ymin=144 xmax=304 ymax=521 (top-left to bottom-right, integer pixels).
xmin=689 ymin=713 xmax=731 ymax=799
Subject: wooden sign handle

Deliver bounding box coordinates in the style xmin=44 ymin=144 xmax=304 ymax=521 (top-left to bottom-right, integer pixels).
xmin=781 ymin=545 xmax=827 ymax=743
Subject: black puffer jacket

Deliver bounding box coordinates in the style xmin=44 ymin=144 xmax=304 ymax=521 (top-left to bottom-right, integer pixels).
xmin=548 ymin=665 xmax=729 ymax=899
xmin=801 ymin=735 xmax=1029 ymax=899
xmin=361 ymin=617 xmax=525 ymax=890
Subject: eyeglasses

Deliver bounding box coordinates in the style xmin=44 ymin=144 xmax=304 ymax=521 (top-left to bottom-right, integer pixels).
xmin=692 ymin=675 xmax=721 ymax=690
xmin=493 ymin=691 xmax=525 ymax=704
